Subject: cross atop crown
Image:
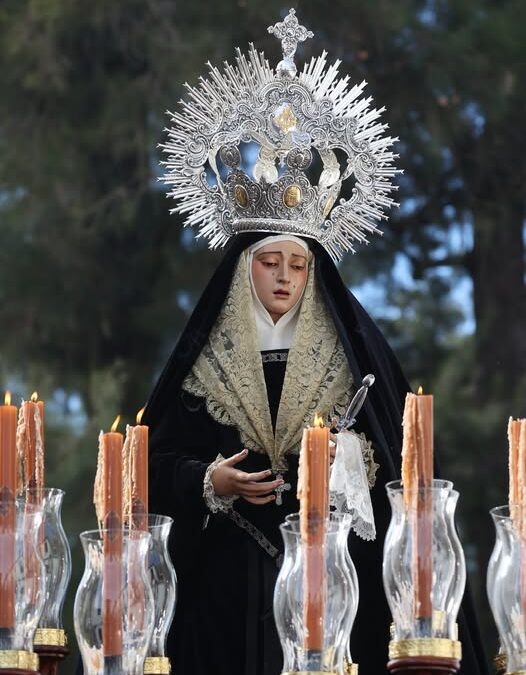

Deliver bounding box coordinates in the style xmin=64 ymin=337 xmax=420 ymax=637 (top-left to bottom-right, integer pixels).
xmin=268 ymin=9 xmax=313 ymax=61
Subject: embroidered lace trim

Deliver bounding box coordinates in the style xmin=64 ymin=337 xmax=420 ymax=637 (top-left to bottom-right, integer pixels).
xmin=357 ymin=432 xmax=379 ymax=489
xmin=203 ymin=454 xmax=238 ymax=513
xmin=183 ymin=253 xmax=353 ymax=470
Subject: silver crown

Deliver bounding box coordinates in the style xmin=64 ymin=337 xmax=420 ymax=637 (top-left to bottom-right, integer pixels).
xmin=161 ymin=9 xmax=401 ymax=260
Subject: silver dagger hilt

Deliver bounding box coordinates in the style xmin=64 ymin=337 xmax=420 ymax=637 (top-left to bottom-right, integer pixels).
xmin=335 ymin=373 xmax=375 ymax=431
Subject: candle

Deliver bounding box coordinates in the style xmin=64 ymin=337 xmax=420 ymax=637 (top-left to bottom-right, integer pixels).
xmin=18 ymin=392 xmax=45 ymax=501
xmin=509 ymin=418 xmax=526 ymax=517
xmin=0 ymin=391 xmax=17 ymax=629
xmin=509 ymin=417 xmax=526 ymax=544
xmin=508 ymin=417 xmax=521 ymax=511
xmin=95 ymin=416 xmax=124 ymax=658
xmin=16 ymin=392 xmax=46 ymax=608
xmin=401 ymin=389 xmax=433 ymax=620
xmin=520 ymin=421 xmax=526 ymax=623
xmin=102 ymin=416 xmax=124 ymax=532
xmin=508 ymin=418 xmax=526 ymax=617
xmin=0 ymin=391 xmax=17 ymax=498
xmin=123 ymin=407 xmax=148 ymax=531
xmin=121 ymin=407 xmax=149 ymax=634
xmin=298 ymin=413 xmax=330 ymax=653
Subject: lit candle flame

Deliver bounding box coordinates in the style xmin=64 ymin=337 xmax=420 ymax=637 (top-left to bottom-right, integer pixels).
xmin=417 ymin=385 xmax=424 ymax=395
xmin=136 ymin=407 xmax=145 ymax=425
xmin=4 ymin=390 xmax=11 ymax=405
xmin=110 ymin=415 xmax=121 ymax=433
xmin=30 ymin=391 xmax=38 ymax=402
xmin=313 ymin=412 xmax=324 ymax=428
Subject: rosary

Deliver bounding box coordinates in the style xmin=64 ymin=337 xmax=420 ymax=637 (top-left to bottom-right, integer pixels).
xmin=274 ymin=473 xmax=291 ymax=506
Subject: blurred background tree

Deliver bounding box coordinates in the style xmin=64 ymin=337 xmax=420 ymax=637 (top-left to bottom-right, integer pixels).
xmin=0 ymin=0 xmax=524 ymax=671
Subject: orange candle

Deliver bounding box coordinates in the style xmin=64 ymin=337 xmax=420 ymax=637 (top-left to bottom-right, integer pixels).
xmin=509 ymin=418 xmax=526 ymax=517
xmin=101 ymin=416 xmax=124 ymax=658
xmin=102 ymin=417 xmax=123 ymax=531
xmin=124 ymin=408 xmax=148 ymax=531
xmin=121 ymin=408 xmax=149 ymax=634
xmin=0 ymin=391 xmax=17 ymax=497
xmin=402 ymin=390 xmax=433 ymax=620
xmin=298 ymin=414 xmax=330 ymax=652
xmin=0 ymin=391 xmax=17 ymax=629
xmin=17 ymin=392 xmax=46 ymax=607
xmin=20 ymin=392 xmax=45 ymax=500
xmin=508 ymin=418 xmax=526 ymax=615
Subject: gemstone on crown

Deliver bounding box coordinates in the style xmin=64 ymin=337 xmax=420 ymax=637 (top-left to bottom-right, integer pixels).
xmin=273 ymin=104 xmax=298 ymax=134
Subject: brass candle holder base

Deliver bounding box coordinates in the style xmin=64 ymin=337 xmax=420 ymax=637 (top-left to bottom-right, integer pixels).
xmin=33 ymin=630 xmax=68 ymax=675
xmin=33 ymin=630 xmax=67 ymax=649
xmin=389 ymin=639 xmax=461 ymax=660
xmin=144 ymin=656 xmax=172 ymax=674
xmin=387 ymin=639 xmax=461 ymax=675
xmin=0 ymin=649 xmax=39 ymax=674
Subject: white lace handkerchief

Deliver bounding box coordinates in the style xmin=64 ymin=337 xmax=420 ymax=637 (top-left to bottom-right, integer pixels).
xmin=329 ymin=430 xmax=376 ymax=541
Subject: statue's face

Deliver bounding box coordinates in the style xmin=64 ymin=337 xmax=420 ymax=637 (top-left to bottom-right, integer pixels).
xmin=251 ymin=240 xmax=309 ymax=323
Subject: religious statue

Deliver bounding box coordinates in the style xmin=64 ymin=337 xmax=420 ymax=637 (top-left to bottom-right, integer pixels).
xmin=143 ymin=9 xmax=488 ymax=675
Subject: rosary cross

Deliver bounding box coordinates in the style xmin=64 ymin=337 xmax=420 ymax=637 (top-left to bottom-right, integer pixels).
xmin=268 ymin=9 xmax=313 ymax=60
xmin=274 ymin=473 xmax=291 ymax=506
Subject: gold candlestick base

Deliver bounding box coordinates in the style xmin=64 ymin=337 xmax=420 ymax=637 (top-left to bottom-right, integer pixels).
xmin=144 ymin=656 xmax=172 ymax=674
xmin=33 ymin=632 xmax=69 ymax=675
xmin=388 ymin=639 xmax=461 ymax=675
xmin=389 ymin=639 xmax=462 ymax=660
xmin=0 ymin=650 xmax=39 ymax=672
xmin=33 ymin=629 xmax=67 ymax=648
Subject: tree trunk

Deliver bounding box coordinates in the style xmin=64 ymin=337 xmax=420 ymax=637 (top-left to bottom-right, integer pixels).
xmin=470 ymin=204 xmax=526 ymax=405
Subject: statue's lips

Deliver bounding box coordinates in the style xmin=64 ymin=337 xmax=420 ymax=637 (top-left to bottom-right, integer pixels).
xmin=273 ymin=290 xmax=290 ymax=297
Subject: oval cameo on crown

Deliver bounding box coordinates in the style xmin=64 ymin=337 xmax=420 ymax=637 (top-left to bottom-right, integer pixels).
xmin=234 ymin=185 xmax=249 ymax=208
xmin=283 ymin=185 xmax=301 ymax=208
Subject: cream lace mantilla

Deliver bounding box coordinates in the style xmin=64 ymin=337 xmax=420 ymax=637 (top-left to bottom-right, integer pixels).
xmin=183 ymin=252 xmax=353 ymax=470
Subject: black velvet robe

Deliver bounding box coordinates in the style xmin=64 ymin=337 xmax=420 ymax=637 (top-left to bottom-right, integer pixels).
xmin=144 ymin=233 xmax=489 ymax=675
